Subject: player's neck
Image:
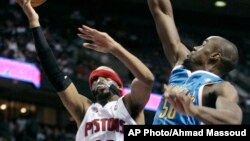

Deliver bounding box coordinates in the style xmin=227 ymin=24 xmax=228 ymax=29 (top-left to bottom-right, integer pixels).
xmin=189 ymin=64 xmax=220 ymax=76
xmin=97 ymin=95 xmax=119 ymax=106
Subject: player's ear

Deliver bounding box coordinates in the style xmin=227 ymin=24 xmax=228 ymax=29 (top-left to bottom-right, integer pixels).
xmin=209 ymin=52 xmax=221 ymax=63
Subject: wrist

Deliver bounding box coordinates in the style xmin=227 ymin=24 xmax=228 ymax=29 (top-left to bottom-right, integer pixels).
xmin=29 ymin=19 xmax=40 ymax=28
xmin=110 ymin=42 xmax=122 ymax=54
xmin=190 ymin=105 xmax=199 ymax=118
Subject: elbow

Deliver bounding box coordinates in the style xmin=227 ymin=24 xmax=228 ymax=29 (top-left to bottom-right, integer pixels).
xmin=227 ymin=117 xmax=242 ymax=125
xmin=231 ymin=110 xmax=243 ymax=125
xmin=137 ymin=70 xmax=155 ymax=86
xmin=223 ymin=109 xmax=243 ymax=125
xmin=148 ymin=0 xmax=158 ymax=9
xmin=230 ymin=105 xmax=243 ymax=124
xmin=148 ymin=0 xmax=172 ymax=17
xmin=148 ymin=0 xmax=160 ymax=16
xmin=144 ymin=73 xmax=155 ymax=86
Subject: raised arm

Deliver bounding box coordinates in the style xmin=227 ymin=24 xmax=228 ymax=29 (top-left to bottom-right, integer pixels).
xmin=77 ymin=25 xmax=154 ymax=122
xmin=148 ymin=0 xmax=190 ymax=67
xmin=16 ymin=0 xmax=91 ymax=127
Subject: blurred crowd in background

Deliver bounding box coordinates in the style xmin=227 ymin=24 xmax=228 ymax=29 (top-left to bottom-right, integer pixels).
xmin=1 ymin=0 xmax=250 ymax=140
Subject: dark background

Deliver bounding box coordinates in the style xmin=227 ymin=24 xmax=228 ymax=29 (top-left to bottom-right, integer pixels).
xmin=0 ymin=0 xmax=249 ymax=140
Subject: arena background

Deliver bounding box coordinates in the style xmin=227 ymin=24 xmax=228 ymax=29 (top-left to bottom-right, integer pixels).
xmin=0 ymin=0 xmax=250 ymax=140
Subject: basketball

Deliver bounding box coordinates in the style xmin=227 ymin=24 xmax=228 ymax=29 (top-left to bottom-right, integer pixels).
xmin=30 ymin=0 xmax=47 ymax=7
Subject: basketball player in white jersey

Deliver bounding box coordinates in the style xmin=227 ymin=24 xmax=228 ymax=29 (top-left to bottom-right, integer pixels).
xmin=17 ymin=0 xmax=154 ymax=140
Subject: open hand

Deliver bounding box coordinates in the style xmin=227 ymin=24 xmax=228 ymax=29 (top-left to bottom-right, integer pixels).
xmin=77 ymin=25 xmax=119 ymax=53
xmin=164 ymin=84 xmax=197 ymax=116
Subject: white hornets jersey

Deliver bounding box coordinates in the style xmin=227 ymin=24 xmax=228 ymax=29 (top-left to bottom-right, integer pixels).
xmin=76 ymin=97 xmax=136 ymax=141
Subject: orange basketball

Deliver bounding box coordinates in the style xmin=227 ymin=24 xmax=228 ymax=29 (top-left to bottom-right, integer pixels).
xmin=30 ymin=0 xmax=47 ymax=7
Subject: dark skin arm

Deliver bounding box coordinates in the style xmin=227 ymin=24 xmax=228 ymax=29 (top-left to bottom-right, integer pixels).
xmin=195 ymin=82 xmax=242 ymax=124
xmin=165 ymin=82 xmax=242 ymax=124
xmin=148 ymin=0 xmax=190 ymax=67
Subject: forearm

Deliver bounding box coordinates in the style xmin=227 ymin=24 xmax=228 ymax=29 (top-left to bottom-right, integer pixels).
xmin=27 ymin=11 xmax=39 ymax=28
xmin=193 ymin=106 xmax=242 ymax=124
xmin=33 ymin=28 xmax=89 ymax=126
xmin=110 ymin=43 xmax=154 ymax=85
xmin=32 ymin=27 xmax=72 ymax=91
xmin=29 ymin=19 xmax=40 ymax=28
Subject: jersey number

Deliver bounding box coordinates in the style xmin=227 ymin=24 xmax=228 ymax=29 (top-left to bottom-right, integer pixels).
xmin=159 ymin=99 xmax=176 ymax=119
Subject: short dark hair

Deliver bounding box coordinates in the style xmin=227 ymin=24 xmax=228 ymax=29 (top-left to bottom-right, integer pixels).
xmin=218 ymin=38 xmax=239 ymax=75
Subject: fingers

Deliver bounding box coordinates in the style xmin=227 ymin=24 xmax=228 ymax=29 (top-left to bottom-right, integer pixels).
xmin=78 ymin=27 xmax=91 ymax=35
xmin=16 ymin=0 xmax=24 ymax=6
xmin=23 ymin=0 xmax=30 ymax=5
xmin=163 ymin=84 xmax=175 ymax=95
xmin=77 ymin=25 xmax=109 ymax=42
xmin=165 ymin=93 xmax=175 ymax=107
xmin=77 ymin=26 xmax=95 ymax=41
xmin=164 ymin=84 xmax=177 ymax=108
xmin=164 ymin=84 xmax=195 ymax=115
xmin=177 ymin=87 xmax=189 ymax=96
xmin=78 ymin=26 xmax=99 ymax=50
xmin=83 ymin=43 xmax=98 ymax=50
xmin=16 ymin=0 xmax=24 ymax=4
xmin=82 ymin=25 xmax=96 ymax=33
xmin=164 ymin=85 xmax=191 ymax=103
xmin=164 ymin=84 xmax=174 ymax=99
xmin=78 ymin=25 xmax=97 ymax=35
xmin=77 ymin=33 xmax=92 ymax=41
xmin=77 ymin=25 xmax=100 ymax=41
xmin=17 ymin=0 xmax=31 ymax=7
xmin=175 ymin=93 xmax=185 ymax=103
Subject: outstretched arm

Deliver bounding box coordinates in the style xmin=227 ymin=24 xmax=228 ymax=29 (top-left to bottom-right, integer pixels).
xmin=16 ymin=0 xmax=91 ymax=127
xmin=148 ymin=0 xmax=190 ymax=67
xmin=78 ymin=25 xmax=154 ymax=122
xmin=165 ymin=82 xmax=242 ymax=124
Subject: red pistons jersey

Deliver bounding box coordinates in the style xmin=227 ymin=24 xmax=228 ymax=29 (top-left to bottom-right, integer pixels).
xmin=76 ymin=97 xmax=136 ymax=141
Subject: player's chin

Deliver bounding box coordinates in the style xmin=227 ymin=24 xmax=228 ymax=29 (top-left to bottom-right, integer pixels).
xmin=95 ymin=92 xmax=111 ymax=100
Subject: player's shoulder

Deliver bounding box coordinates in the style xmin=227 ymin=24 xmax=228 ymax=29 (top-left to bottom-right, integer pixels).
xmin=214 ymin=81 xmax=235 ymax=90
xmin=213 ymin=81 xmax=238 ymax=99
